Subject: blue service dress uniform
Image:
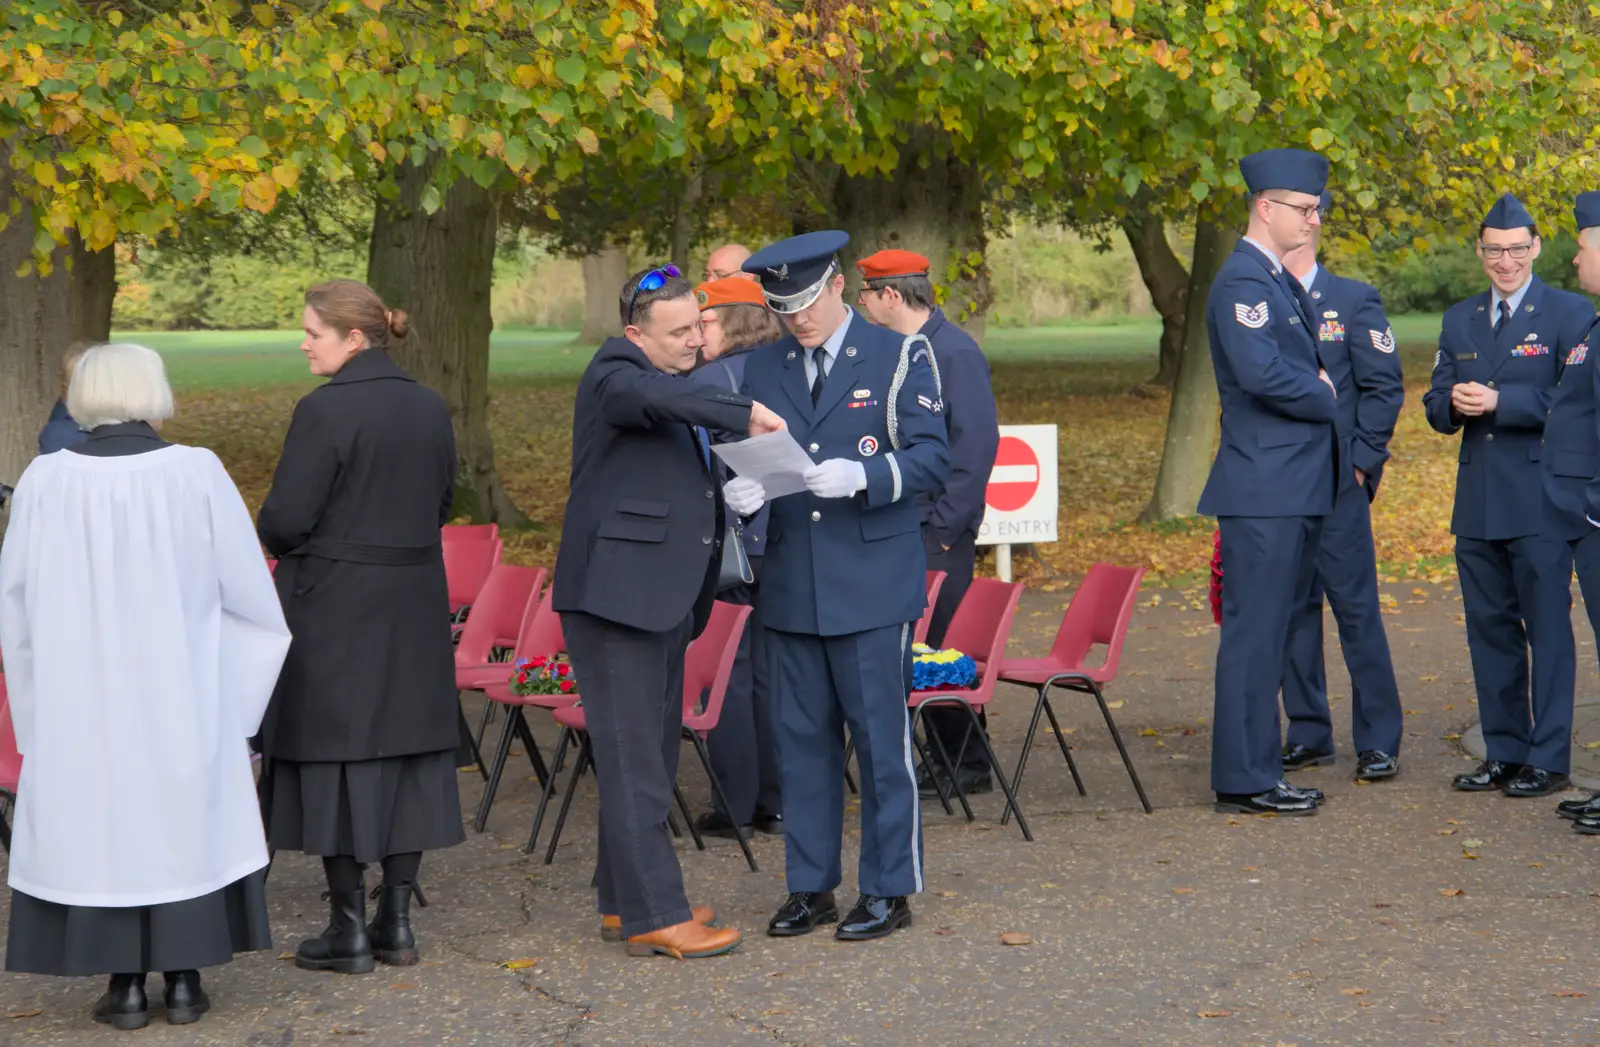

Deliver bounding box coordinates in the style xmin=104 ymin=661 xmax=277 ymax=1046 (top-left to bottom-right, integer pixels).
xmin=1198 ymin=239 xmax=1340 ymax=796
xmin=1422 ymin=276 xmax=1595 ymax=774
xmin=741 ymin=310 xmax=950 ymax=899
xmin=1541 ymin=314 xmax=1600 ymax=703
xmin=916 ymin=308 xmax=1000 ymax=774
xmin=1281 ymin=267 xmax=1406 ymax=758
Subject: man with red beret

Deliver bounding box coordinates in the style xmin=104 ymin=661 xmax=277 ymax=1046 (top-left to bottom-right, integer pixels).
xmin=855 ymin=249 xmax=1001 ymax=799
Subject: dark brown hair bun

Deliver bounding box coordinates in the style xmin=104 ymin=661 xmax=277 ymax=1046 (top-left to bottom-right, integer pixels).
xmin=387 ymin=309 xmax=410 ymax=340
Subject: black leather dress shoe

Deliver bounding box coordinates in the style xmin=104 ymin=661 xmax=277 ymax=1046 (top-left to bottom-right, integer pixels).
xmin=767 ymin=891 xmax=838 ymax=937
xmin=1451 ymin=760 xmax=1522 ymax=792
xmin=1572 ymin=814 xmax=1600 ymax=835
xmin=1355 ymin=751 xmax=1399 ymax=781
xmin=1214 ymin=784 xmax=1319 ymax=816
xmin=162 ymin=970 xmax=210 ymax=1026
xmin=93 ymin=973 xmax=149 ymax=1031
xmin=1278 ymin=779 xmax=1324 ymax=804
xmin=1556 ymin=792 xmax=1600 ymax=820
xmin=752 ymin=810 xmax=785 ymax=835
xmin=1500 ymin=766 xmax=1570 ymax=798
xmin=917 ymin=765 xmax=993 ymax=798
xmin=1282 ymin=743 xmax=1335 ymax=771
xmin=695 ymin=811 xmax=754 ymax=839
xmin=835 ymin=894 xmax=913 ymax=941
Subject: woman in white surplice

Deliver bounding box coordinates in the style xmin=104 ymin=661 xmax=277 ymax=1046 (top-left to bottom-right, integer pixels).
xmin=0 ymin=343 xmax=290 ymax=1030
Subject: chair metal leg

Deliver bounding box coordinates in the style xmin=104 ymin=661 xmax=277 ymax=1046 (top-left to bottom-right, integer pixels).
xmin=843 ymin=734 xmax=859 ymax=795
xmin=524 ymin=727 xmax=573 ymax=855
xmin=674 ymin=784 xmax=705 ymax=851
xmin=1002 ymin=686 xmax=1049 ymax=826
xmin=921 ymin=703 xmax=973 ymax=821
xmin=964 ymin=701 xmax=1032 ymax=841
xmin=1091 ymin=681 xmax=1153 ymax=814
xmin=689 ymin=731 xmax=759 ymax=872
xmin=511 ymin=708 xmax=550 ymax=789
xmin=474 ymin=696 xmax=497 ymax=755
xmin=544 ymin=734 xmax=591 ymax=865
xmin=1041 ymin=695 xmax=1088 ymax=796
xmin=473 ymin=707 xmax=520 ymax=833
xmin=909 ymin=707 xmax=957 ymax=816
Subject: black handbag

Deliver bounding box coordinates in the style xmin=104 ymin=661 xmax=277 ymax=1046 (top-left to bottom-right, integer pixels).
xmin=713 ymin=359 xmax=755 ymax=592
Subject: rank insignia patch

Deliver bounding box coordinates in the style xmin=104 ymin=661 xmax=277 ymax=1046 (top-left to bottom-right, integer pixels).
xmin=1318 ymin=321 xmax=1346 ymax=342
xmin=1234 ymin=302 xmax=1270 ymax=329
xmin=917 ymin=394 xmax=943 ymax=414
xmin=1369 ymin=328 xmax=1396 ymax=354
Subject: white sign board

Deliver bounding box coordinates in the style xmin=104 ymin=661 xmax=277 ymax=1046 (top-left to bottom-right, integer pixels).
xmin=976 ymin=424 xmax=1058 ymax=547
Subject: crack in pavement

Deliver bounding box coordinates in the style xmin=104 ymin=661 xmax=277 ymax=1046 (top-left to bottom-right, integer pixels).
xmin=729 ymin=1009 xmax=811 ymax=1047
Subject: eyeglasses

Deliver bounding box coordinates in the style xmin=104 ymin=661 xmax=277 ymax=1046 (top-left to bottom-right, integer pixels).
xmin=1266 ymin=197 xmax=1321 ymax=220
xmin=626 ymin=264 xmax=683 ymax=325
xmin=1479 ymin=242 xmax=1534 ymax=261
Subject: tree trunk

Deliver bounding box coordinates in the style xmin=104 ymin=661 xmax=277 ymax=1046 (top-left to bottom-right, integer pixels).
xmin=669 ymin=167 xmax=702 ymax=274
xmin=833 ymin=128 xmax=992 ymax=342
xmin=0 ymin=143 xmax=118 ymax=513
xmin=367 ymin=155 xmax=528 ymax=527
xmin=1121 ymin=191 xmax=1188 ymax=387
xmin=1141 ymin=218 xmax=1238 ymax=522
xmin=578 ymin=243 xmax=629 ymax=344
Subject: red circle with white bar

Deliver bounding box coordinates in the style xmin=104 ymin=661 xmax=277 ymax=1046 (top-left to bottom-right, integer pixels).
xmin=986 ymin=435 xmax=1040 ymax=512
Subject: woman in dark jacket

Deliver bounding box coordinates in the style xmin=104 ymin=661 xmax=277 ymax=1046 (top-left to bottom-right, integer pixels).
xmin=689 ymin=277 xmax=785 ymax=837
xmin=257 ymin=279 xmax=463 ymax=975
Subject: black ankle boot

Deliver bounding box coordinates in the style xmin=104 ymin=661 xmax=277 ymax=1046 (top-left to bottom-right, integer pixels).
xmin=162 ymin=970 xmax=209 ymax=1025
xmin=92 ymin=972 xmax=148 ymax=1030
xmin=367 ymin=885 xmax=420 ymax=966
xmin=295 ymin=889 xmax=375 ymax=974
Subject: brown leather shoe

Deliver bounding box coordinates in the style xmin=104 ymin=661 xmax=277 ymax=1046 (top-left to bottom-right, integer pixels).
xmin=601 ymin=905 xmax=713 ymax=942
xmin=625 ymin=920 xmax=741 ymax=959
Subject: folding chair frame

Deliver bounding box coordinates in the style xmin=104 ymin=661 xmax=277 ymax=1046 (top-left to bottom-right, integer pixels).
xmin=1003 ymin=671 xmax=1153 ymax=821
xmin=911 ymin=696 xmax=1033 ymax=841
xmin=473 ymin=704 xmax=551 ymax=833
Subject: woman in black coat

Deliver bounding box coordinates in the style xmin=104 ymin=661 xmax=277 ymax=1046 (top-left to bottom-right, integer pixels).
xmin=257 ymin=279 xmax=464 ymax=975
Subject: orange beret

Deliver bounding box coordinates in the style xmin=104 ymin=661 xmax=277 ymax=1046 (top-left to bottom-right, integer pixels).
xmin=856 ymin=249 xmax=931 ymax=281
xmin=694 ymin=277 xmax=768 ymax=311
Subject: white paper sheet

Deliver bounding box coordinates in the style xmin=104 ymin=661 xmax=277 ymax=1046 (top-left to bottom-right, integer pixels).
xmin=711 ymin=429 xmax=816 ymax=498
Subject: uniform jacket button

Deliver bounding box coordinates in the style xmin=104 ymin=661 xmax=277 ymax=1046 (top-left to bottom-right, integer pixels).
xmin=1488 ymin=380 xmax=1497 ymax=388
xmin=809 ymin=442 xmax=820 ymax=453
xmin=1485 ymin=433 xmax=1495 ymax=442
xmin=811 ymin=510 xmax=822 ymax=522
xmin=701 ymin=535 xmax=712 ymax=544
xmin=704 ymin=489 xmax=714 ymax=499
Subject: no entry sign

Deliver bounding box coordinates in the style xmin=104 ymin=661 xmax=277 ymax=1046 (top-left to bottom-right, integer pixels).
xmin=977 ymin=424 xmax=1058 ymax=546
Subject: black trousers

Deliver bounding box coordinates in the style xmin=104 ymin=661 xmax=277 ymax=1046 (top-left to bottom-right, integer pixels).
xmin=921 ymin=527 xmax=987 ymax=773
xmin=705 ymin=559 xmax=782 ymax=822
xmin=561 ymin=610 xmax=695 ymax=939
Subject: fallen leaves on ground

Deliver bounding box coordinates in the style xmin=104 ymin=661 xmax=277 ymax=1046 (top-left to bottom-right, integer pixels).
xmin=7 ymin=1009 xmax=41 ymax=1019
xmin=1552 ymin=990 xmax=1588 ymax=998
xmin=999 ymin=932 xmax=1033 ymax=945
xmin=1440 ymin=888 xmax=1467 ymax=897
xmin=500 ymin=958 xmax=540 ymax=970
xmin=1196 ymin=1009 xmax=1233 ymax=1018
xmin=1340 ymin=987 xmax=1369 ymax=996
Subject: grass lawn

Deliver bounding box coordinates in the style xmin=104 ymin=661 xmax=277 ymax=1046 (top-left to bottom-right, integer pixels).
xmin=147 ymin=314 xmax=1458 ymax=584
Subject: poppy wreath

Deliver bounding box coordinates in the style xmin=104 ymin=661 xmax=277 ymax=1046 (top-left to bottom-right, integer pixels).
xmin=508 ymin=655 xmax=579 ymax=701
xmin=911 ymin=643 xmax=978 ymax=691
xmin=1208 ymin=528 xmax=1223 ymax=626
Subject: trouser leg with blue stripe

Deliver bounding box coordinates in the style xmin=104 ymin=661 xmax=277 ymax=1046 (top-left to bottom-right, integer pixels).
xmin=767 ymin=623 xmax=923 ymax=898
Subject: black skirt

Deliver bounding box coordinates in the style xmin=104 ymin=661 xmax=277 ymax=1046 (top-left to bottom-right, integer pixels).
xmin=261 ymin=750 xmax=465 ymax=863
xmin=6 ymin=870 xmax=271 ymax=976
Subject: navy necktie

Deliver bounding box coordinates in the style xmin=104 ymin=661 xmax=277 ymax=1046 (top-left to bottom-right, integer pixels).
xmin=810 ymin=346 xmax=828 ymax=405
xmin=1494 ymin=300 xmax=1511 ymax=337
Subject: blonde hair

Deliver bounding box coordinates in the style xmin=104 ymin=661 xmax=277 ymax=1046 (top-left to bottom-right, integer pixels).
xmin=59 ymin=339 xmax=94 ymax=398
xmin=66 ymin=343 xmax=175 ymax=429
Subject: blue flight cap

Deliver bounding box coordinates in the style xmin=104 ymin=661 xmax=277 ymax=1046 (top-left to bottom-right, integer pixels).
xmin=1238 ymin=148 xmax=1328 ymax=197
xmin=1575 ymin=191 xmax=1600 ymax=232
xmin=1482 ymin=193 xmax=1536 ymax=230
xmin=1320 ymin=190 xmax=1332 ymax=212
xmin=742 ymin=230 xmax=850 ymax=314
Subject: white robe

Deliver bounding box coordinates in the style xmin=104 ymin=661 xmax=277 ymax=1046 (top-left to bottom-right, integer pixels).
xmin=0 ymin=445 xmax=291 ymax=907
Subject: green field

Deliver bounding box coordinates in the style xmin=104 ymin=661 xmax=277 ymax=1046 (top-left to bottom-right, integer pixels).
xmin=123 ymin=313 xmax=1449 ymax=392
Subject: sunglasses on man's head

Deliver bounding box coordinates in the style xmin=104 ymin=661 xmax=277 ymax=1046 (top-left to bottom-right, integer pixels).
xmin=626 ymin=264 xmax=683 ymax=325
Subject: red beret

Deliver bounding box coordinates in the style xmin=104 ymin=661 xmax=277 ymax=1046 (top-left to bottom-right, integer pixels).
xmin=694 ymin=277 xmax=768 ymax=311
xmin=855 ymin=249 xmax=931 ymax=281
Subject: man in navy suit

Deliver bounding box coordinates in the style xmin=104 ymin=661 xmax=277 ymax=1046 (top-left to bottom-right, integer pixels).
xmin=1551 ymin=193 xmax=1600 ymax=829
xmin=723 ymin=231 xmax=950 ymax=942
xmin=1200 ymin=148 xmax=1338 ymax=817
xmin=1279 ymin=199 xmax=1407 ymax=782
xmin=1423 ymin=194 xmax=1595 ymax=798
xmin=852 ymin=248 xmax=1001 ymax=798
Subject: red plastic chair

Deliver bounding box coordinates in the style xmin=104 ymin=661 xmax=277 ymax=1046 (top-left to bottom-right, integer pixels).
xmin=907 ymin=577 xmax=1031 ymax=839
xmin=455 ymin=565 xmax=546 ymax=682
xmin=529 ymin=602 xmax=757 ymax=870
xmin=915 ymin=570 xmax=947 ymax=645
xmin=471 ymin=589 xmax=570 ymax=833
xmin=444 ymin=538 xmax=502 ymax=616
xmin=0 ymin=674 xmax=21 ymax=853
xmin=997 ymin=563 xmax=1151 ymax=815
xmin=443 ymin=523 xmax=500 ymax=544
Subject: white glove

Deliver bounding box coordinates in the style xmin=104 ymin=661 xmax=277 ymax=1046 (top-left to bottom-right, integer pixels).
xmin=723 ymin=477 xmax=767 ymax=516
xmin=804 ymin=459 xmax=868 ymax=499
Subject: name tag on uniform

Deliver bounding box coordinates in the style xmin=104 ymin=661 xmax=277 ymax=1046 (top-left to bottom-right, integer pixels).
xmin=1458 ymin=353 xmax=1477 ymax=361
xmin=1511 ymin=344 xmax=1551 ymax=358
xmin=1288 ymin=317 xmax=1302 ymax=325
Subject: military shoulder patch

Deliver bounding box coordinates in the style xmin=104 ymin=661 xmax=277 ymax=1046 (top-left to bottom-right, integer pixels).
xmin=917 ymin=393 xmax=943 ymax=414
xmin=1433 ymin=349 xmax=1445 ymax=369
xmin=1369 ymin=328 xmax=1396 ymax=354
xmin=1234 ymin=302 xmax=1270 ymax=329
